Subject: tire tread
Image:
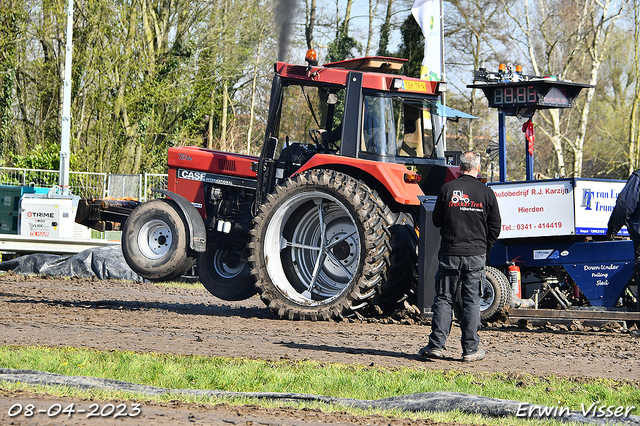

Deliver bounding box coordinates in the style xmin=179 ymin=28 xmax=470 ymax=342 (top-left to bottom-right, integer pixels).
xmin=248 ymin=170 xmax=390 ymax=321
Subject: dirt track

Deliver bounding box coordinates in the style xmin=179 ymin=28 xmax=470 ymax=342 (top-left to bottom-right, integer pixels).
xmin=1 ymin=272 xmax=639 ymax=425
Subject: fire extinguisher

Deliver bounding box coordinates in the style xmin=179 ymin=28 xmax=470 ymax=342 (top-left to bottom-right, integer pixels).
xmin=507 ymin=261 xmax=522 ymax=299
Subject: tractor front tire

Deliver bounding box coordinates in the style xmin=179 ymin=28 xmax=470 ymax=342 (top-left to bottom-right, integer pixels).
xmin=122 ymin=199 xmax=196 ymax=282
xmin=198 ymin=237 xmax=256 ymax=301
xmin=248 ymin=170 xmax=390 ymax=321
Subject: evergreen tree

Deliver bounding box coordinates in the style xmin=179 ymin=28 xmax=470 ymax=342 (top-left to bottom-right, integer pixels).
xmin=395 ymin=14 xmax=424 ymax=78
xmin=326 ymin=23 xmax=361 ymax=63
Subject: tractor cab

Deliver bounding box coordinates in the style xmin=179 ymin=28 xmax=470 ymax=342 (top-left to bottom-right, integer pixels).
xmin=260 ymin=51 xmax=450 ymax=199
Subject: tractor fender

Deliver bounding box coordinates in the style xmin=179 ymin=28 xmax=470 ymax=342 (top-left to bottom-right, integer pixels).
xmin=294 ymin=154 xmax=424 ymax=205
xmin=151 ymin=189 xmax=207 ymax=252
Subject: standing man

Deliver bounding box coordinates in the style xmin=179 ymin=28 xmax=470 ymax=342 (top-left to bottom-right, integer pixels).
xmin=606 ymin=170 xmax=640 ymax=311
xmin=419 ymin=151 xmax=501 ymax=362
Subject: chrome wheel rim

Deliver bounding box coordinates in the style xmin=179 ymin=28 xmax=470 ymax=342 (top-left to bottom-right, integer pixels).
xmin=481 ymin=279 xmax=495 ymax=311
xmin=138 ymin=219 xmax=172 ymax=259
xmin=212 ymin=249 xmax=244 ymax=279
xmin=263 ymin=191 xmax=361 ymax=306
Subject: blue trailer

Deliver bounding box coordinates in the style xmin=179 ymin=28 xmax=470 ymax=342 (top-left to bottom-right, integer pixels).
xmin=440 ymin=66 xmax=640 ymax=322
xmin=491 ymin=237 xmax=634 ymax=309
xmin=488 ymin=177 xmax=637 ymax=311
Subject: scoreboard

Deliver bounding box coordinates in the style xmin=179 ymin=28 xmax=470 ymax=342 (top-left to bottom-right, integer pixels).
xmin=468 ymin=70 xmax=592 ymax=117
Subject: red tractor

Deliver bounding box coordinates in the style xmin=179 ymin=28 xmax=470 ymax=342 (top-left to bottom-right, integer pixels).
xmin=451 ymin=190 xmax=470 ymax=204
xmin=100 ymin=52 xmax=504 ymax=321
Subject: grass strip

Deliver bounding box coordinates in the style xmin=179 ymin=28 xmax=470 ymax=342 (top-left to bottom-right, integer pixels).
xmin=0 ymin=345 xmax=638 ymax=424
xmin=152 ymin=280 xmax=204 ymax=290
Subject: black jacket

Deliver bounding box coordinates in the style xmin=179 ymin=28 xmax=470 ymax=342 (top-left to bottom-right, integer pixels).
xmin=607 ymin=169 xmax=640 ymax=241
xmin=433 ymin=174 xmax=502 ymax=256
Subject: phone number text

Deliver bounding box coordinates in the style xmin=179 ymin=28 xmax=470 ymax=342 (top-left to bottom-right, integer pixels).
xmin=502 ymin=222 xmax=563 ymax=231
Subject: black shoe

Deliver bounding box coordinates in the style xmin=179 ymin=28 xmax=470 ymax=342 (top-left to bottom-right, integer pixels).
xmin=462 ymin=348 xmax=485 ymax=362
xmin=419 ymin=346 xmax=444 ymax=359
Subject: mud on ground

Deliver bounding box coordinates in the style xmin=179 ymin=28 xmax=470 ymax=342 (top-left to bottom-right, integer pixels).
xmin=0 ymin=272 xmax=639 ymax=425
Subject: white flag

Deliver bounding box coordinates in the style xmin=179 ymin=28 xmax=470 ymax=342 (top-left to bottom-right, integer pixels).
xmin=411 ymin=0 xmax=442 ymax=81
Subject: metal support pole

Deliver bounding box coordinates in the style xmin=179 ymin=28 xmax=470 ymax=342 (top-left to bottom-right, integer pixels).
xmin=59 ymin=0 xmax=74 ymax=196
xmin=525 ymin=136 xmax=534 ymax=181
xmin=498 ymin=110 xmax=507 ymax=182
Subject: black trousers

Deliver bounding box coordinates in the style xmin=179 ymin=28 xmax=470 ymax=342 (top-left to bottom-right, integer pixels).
xmin=634 ymin=241 xmax=640 ymax=311
xmin=427 ymin=253 xmax=485 ymax=355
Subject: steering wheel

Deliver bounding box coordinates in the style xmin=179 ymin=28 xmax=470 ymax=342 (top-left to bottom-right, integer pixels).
xmin=308 ymin=129 xmax=322 ymax=146
xmin=310 ymin=128 xmax=341 ymax=152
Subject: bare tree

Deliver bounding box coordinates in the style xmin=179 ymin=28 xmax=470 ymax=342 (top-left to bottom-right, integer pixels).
xmin=305 ymin=0 xmax=317 ymax=49
xmin=625 ymin=0 xmax=640 ymax=174
xmin=377 ymin=0 xmax=394 ymax=56
xmin=343 ymin=0 xmax=353 ymax=33
xmin=445 ymin=0 xmax=513 ymax=151
xmin=504 ymin=0 xmax=628 ymax=177
xmin=365 ymin=0 xmax=381 ymax=56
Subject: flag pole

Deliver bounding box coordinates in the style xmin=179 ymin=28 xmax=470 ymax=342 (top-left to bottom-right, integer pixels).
xmin=439 ymin=0 xmax=446 ymax=151
xmin=412 ymin=0 xmax=446 ymax=154
xmin=59 ymin=0 xmax=73 ymax=196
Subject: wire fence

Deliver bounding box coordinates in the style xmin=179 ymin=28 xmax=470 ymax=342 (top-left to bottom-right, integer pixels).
xmin=70 ymin=171 xmax=108 ymax=199
xmin=107 ymin=174 xmax=141 ymax=200
xmin=0 ymin=167 xmax=167 ymax=201
xmin=143 ymin=174 xmax=169 ymax=202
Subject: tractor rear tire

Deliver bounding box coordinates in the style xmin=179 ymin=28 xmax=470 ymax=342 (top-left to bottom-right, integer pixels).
xmin=198 ymin=237 xmax=256 ymax=301
xmin=122 ymin=199 xmax=197 ymax=282
xmin=367 ymin=211 xmax=419 ymax=315
xmin=248 ymin=169 xmax=390 ymax=321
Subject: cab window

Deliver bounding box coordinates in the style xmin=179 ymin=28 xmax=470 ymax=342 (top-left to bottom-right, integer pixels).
xmin=275 ymin=83 xmax=345 ymax=157
xmin=360 ymin=94 xmax=442 ymax=159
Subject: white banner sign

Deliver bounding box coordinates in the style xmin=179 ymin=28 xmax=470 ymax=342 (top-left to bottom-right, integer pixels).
xmin=573 ymin=179 xmax=626 ymax=236
xmin=491 ymin=180 xmax=575 ymax=239
xmin=412 ymin=0 xmax=441 ymax=81
xmin=491 ymin=179 xmax=628 ymax=239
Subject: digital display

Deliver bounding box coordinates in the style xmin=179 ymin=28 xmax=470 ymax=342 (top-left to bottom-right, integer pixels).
xmin=541 ymin=87 xmax=570 ymax=106
xmin=492 ymin=86 xmax=538 ymax=106
xmin=468 ymin=76 xmax=591 ymax=116
xmin=483 ymin=84 xmax=575 ymax=110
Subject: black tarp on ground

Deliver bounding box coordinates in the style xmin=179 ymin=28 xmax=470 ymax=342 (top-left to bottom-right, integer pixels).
xmin=0 ymin=245 xmax=145 ymax=282
xmin=1 ymin=369 xmax=638 ymax=425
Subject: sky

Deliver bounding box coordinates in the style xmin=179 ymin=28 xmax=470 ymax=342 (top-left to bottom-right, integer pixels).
xmin=286 ymin=0 xmax=413 ymax=63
